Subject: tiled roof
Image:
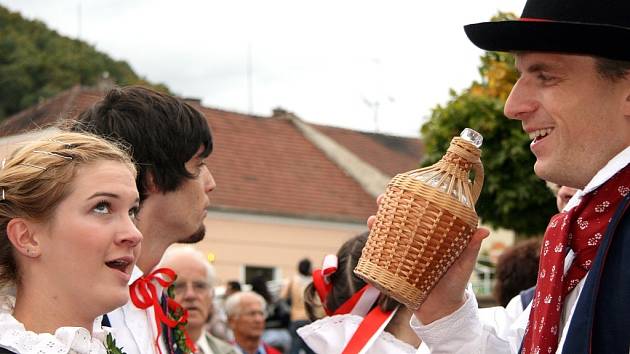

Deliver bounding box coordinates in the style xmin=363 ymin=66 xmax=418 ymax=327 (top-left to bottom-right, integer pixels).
xmin=0 ymin=87 xmax=423 ymax=222
xmin=0 ymin=86 xmax=103 ymax=136
xmin=311 ymin=124 xmax=423 ymax=177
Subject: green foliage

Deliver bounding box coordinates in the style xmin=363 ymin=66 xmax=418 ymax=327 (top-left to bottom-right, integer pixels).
xmin=0 ymin=5 xmax=169 ymax=120
xmin=105 ymin=333 xmax=127 ymax=354
xmin=420 ymin=12 xmax=556 ymax=236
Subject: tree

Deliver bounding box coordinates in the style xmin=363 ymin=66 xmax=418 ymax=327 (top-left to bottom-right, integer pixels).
xmin=420 ymin=13 xmax=556 ymax=237
xmin=0 ymin=5 xmax=170 ymax=120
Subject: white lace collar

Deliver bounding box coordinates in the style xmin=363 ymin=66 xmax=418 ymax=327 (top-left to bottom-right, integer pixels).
xmin=0 ymin=296 xmax=109 ymax=354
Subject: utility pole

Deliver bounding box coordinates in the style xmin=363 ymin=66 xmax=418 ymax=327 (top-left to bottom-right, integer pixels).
xmin=247 ymin=43 xmax=253 ymax=115
xmin=77 ymin=2 xmax=82 ymax=39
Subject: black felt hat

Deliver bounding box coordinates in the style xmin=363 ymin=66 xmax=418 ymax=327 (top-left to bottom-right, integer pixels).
xmin=464 ymin=0 xmax=630 ymax=61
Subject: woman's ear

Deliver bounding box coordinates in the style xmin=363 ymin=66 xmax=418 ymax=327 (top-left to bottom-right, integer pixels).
xmin=6 ymin=218 xmax=41 ymax=258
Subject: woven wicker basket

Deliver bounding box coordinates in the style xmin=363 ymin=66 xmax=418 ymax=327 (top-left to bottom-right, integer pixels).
xmin=354 ymin=134 xmax=483 ymax=310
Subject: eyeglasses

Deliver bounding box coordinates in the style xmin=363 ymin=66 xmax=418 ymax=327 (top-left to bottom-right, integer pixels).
xmin=171 ymin=280 xmax=211 ymax=295
xmin=240 ymin=309 xmax=268 ymax=319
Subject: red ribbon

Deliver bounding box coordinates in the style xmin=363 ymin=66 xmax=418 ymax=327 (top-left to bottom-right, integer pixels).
xmin=312 ymin=257 xmax=395 ymax=353
xmin=341 ymin=306 xmax=393 ymax=354
xmin=519 ymin=17 xmax=553 ymax=22
xmin=333 ymin=285 xmax=369 ymax=316
xmin=129 ymin=267 xmax=197 ymax=354
xmin=312 ymin=268 xmax=334 ymax=315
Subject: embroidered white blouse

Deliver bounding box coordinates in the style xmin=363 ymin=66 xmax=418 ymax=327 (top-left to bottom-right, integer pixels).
xmin=0 ymin=296 xmax=109 ymax=354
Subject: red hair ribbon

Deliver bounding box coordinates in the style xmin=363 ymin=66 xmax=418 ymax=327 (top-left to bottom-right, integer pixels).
xmin=519 ymin=17 xmax=553 ymax=22
xmin=129 ymin=267 xmax=196 ymax=354
xmin=312 ymin=254 xmax=338 ymax=315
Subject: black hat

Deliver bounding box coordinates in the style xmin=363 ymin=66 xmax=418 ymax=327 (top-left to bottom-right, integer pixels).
xmin=464 ymin=0 xmax=630 ymax=61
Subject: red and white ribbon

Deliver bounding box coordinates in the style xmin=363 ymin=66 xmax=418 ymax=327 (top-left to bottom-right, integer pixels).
xmin=312 ymin=254 xmax=397 ymax=354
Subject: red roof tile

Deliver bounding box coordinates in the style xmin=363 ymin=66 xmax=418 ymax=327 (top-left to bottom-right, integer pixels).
xmin=311 ymin=124 xmax=424 ymax=177
xmin=0 ymin=86 xmax=103 ymax=136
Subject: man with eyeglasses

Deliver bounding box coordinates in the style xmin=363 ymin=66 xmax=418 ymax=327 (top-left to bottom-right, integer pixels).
xmin=225 ymin=292 xmax=281 ymax=354
xmin=161 ymin=247 xmax=238 ymax=354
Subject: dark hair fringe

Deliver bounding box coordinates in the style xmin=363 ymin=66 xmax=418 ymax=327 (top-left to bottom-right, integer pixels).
xmin=65 ymin=85 xmax=213 ymax=201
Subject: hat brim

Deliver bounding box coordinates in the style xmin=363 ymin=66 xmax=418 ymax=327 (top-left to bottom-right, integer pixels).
xmin=464 ymin=20 xmax=630 ymax=62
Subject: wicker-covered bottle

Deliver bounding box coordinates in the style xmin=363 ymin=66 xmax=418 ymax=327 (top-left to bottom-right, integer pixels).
xmin=354 ymin=128 xmax=484 ymax=310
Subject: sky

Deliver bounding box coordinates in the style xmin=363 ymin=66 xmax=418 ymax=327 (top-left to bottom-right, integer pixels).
xmin=2 ymin=0 xmax=524 ymax=137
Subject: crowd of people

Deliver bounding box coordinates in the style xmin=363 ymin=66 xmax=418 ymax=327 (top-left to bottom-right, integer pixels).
xmin=0 ymin=0 xmax=629 ymax=352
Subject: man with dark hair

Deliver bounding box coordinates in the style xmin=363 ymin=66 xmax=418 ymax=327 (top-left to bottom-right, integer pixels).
xmin=297 ymin=258 xmax=311 ymax=277
xmin=225 ymin=281 xmax=242 ymax=298
xmin=70 ymin=85 xmax=216 ymax=354
xmin=493 ymin=238 xmax=541 ymax=308
xmin=402 ymin=0 xmax=630 ymax=352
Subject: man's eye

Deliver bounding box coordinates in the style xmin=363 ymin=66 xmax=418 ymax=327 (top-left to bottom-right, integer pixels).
xmin=129 ymin=206 xmax=140 ymax=220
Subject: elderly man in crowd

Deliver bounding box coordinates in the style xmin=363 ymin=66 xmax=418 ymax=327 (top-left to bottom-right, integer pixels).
xmin=225 ymin=292 xmax=281 ymax=354
xmin=161 ymin=247 xmax=237 ymax=354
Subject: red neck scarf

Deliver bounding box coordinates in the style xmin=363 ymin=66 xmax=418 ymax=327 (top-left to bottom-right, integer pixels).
xmin=522 ymin=164 xmax=630 ymax=354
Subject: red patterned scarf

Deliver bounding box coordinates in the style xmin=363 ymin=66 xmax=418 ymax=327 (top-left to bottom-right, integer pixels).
xmin=522 ymin=164 xmax=630 ymax=354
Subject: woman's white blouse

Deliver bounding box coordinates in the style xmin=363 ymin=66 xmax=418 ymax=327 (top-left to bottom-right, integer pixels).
xmin=0 ymin=296 xmax=109 ymax=354
xmin=298 ymin=313 xmax=428 ymax=354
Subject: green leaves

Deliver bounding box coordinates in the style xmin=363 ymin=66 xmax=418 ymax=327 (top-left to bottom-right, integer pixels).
xmin=105 ymin=333 xmax=127 ymax=354
xmin=0 ymin=5 xmax=170 ymax=121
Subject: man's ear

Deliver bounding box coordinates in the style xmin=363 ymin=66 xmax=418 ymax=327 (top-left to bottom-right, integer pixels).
xmin=145 ymin=171 xmax=160 ymax=194
xmin=624 ymin=94 xmax=630 ymax=119
xmin=6 ymin=218 xmax=41 ymax=258
xmin=622 ymin=77 xmax=630 ymax=118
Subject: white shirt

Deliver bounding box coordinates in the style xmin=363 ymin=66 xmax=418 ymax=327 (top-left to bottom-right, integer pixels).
xmin=410 ymin=147 xmax=630 ymax=354
xmin=106 ymin=266 xmax=167 ymax=354
xmin=0 ymin=296 xmax=109 ymax=354
xmin=196 ymin=334 xmax=215 ymax=354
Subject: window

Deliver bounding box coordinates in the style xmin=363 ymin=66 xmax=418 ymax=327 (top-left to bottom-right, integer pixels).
xmin=244 ymin=265 xmax=276 ymax=285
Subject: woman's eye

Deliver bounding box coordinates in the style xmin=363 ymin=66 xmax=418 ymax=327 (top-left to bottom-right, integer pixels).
xmin=93 ymin=201 xmax=111 ymax=214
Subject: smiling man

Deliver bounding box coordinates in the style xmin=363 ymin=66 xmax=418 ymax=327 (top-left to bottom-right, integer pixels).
xmin=161 ymin=247 xmax=238 ymax=354
xmin=405 ymin=0 xmax=630 ymax=353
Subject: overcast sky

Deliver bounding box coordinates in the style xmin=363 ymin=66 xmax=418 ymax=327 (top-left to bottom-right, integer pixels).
xmin=2 ymin=0 xmax=524 ymax=137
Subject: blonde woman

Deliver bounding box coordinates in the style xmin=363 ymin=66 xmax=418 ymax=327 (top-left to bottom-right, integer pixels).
xmin=0 ymin=132 xmax=142 ymax=353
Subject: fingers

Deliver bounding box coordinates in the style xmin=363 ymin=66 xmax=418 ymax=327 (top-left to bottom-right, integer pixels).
xmin=367 ymin=215 xmax=376 ymax=230
xmin=456 ymin=227 xmax=490 ymax=271
xmin=367 ymin=194 xmax=384 ymax=230
xmin=470 ymin=227 xmax=490 ymax=245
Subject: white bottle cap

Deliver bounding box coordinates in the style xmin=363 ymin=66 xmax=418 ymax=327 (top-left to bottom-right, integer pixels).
xmin=460 ymin=128 xmax=483 ymax=148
